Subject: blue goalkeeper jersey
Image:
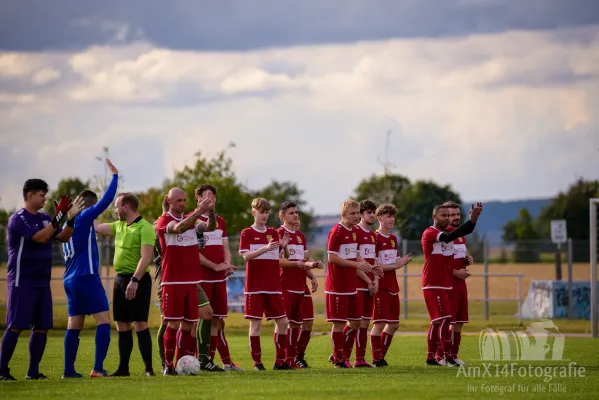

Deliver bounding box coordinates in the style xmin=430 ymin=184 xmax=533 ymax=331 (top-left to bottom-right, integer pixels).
xmin=63 ymin=174 xmax=118 ymax=281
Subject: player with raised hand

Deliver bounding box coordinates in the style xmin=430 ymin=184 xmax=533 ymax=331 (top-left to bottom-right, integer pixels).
xmin=325 ymin=199 xmax=373 ymax=368
xmin=277 ymin=202 xmax=323 ymax=369
xmin=239 ymin=198 xmax=292 ymax=371
xmin=351 ymin=200 xmax=384 ymax=368
xmin=0 ymin=179 xmax=84 ymax=381
xmin=372 ymin=204 xmax=412 ymax=367
xmin=440 ymin=201 xmax=473 ymax=366
xmin=61 ymin=159 xmax=119 ymax=379
xmin=155 ymin=188 xmax=214 ymax=376
xmin=192 ymin=184 xmax=234 ymax=372
xmin=421 ymin=202 xmax=482 ymax=367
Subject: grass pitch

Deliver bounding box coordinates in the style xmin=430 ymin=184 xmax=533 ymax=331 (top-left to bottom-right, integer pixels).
xmin=1 ymin=331 xmax=598 ymax=400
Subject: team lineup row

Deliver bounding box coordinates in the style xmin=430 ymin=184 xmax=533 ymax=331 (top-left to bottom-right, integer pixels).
xmin=0 ymin=158 xmax=483 ymax=380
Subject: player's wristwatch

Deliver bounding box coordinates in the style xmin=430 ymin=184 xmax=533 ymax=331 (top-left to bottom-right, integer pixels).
xmin=131 ymin=276 xmax=140 ymax=283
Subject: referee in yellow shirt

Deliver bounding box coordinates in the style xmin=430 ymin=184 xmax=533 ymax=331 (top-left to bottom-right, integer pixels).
xmin=95 ymin=193 xmax=156 ymax=377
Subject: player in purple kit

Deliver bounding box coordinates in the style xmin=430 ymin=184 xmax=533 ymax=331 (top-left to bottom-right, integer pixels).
xmin=0 ymin=179 xmax=84 ymax=380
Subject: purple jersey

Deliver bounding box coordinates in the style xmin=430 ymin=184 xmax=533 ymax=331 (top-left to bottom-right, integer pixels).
xmin=7 ymin=208 xmax=60 ymax=288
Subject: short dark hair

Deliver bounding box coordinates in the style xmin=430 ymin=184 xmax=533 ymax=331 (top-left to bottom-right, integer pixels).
xmin=22 ymin=179 xmax=49 ymax=200
xmin=375 ymin=204 xmax=397 ymax=217
xmin=433 ymin=204 xmax=448 ymax=216
xmin=118 ymin=192 xmax=139 ymax=211
xmin=79 ymin=189 xmax=98 ymax=205
xmin=195 ymin=184 xmax=216 ymax=197
xmin=360 ymin=200 xmax=377 ymax=214
xmin=279 ymin=201 xmax=297 ymax=213
xmin=442 ymin=201 xmax=460 ymax=209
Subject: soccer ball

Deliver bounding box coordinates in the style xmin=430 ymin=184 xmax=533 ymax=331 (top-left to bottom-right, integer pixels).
xmin=175 ymin=355 xmax=201 ymax=376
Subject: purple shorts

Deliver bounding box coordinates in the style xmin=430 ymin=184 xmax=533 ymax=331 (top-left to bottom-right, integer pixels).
xmin=6 ymin=286 xmax=53 ymax=330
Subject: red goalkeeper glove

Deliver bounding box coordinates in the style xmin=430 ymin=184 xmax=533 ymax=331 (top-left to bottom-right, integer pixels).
xmin=51 ymin=195 xmax=72 ymax=228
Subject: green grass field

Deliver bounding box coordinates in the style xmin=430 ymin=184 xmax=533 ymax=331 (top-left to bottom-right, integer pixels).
xmin=1 ymin=330 xmax=598 ymax=399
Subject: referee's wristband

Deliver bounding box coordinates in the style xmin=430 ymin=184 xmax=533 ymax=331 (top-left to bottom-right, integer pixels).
xmin=131 ymin=276 xmax=140 ymax=283
xmin=66 ymin=218 xmax=76 ymax=228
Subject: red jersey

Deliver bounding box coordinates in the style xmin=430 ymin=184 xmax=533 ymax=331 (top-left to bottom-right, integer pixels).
xmin=156 ymin=212 xmax=201 ymax=285
xmin=449 ymin=226 xmax=468 ymax=289
xmin=355 ymin=225 xmax=376 ymax=291
xmin=375 ymin=230 xmax=400 ymax=293
xmin=198 ymin=214 xmax=228 ymax=283
xmin=278 ymin=225 xmax=308 ymax=293
xmin=238 ymin=225 xmax=282 ymax=294
xmin=325 ymin=223 xmax=358 ymax=295
xmin=421 ymin=226 xmax=454 ymax=290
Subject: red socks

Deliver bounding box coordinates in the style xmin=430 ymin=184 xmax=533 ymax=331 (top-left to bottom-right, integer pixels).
xmin=250 ymin=335 xmax=262 ymax=364
xmin=296 ymin=329 xmax=311 ymax=355
xmin=274 ymin=333 xmax=287 ymax=366
xmin=342 ymin=325 xmax=357 ymax=360
xmin=331 ymin=331 xmax=344 ymax=363
xmin=355 ymin=327 xmax=368 ymax=362
xmin=164 ymin=326 xmax=177 ymax=367
xmin=217 ymin=330 xmax=232 ymax=365
xmin=370 ymin=334 xmax=382 ymax=362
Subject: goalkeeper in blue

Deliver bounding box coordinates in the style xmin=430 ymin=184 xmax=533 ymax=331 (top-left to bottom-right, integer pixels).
xmin=61 ymin=159 xmax=119 ymax=378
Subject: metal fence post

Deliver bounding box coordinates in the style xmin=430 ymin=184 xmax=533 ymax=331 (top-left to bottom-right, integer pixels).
xmin=402 ymin=239 xmax=408 ymax=320
xmin=517 ymin=276 xmax=522 ymax=325
xmin=567 ymin=238 xmax=573 ymax=320
xmin=484 ymin=239 xmax=489 ymax=320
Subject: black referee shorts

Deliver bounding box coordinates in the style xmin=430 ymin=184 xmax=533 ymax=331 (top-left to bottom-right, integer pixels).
xmin=113 ymin=272 xmax=152 ymax=323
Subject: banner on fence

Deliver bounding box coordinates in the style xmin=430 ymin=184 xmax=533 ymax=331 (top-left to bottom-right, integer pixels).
xmin=519 ymin=280 xmax=596 ymax=319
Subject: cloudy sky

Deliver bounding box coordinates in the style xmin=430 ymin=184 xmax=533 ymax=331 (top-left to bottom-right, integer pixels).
xmin=1 ymin=0 xmax=598 ymax=214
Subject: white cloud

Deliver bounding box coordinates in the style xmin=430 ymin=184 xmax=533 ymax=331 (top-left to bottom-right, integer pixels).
xmin=32 ymin=68 xmax=61 ymax=85
xmin=0 ymin=25 xmax=598 ymax=214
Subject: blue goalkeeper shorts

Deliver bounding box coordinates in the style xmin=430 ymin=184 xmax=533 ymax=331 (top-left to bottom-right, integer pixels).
xmin=64 ymin=274 xmax=110 ymax=317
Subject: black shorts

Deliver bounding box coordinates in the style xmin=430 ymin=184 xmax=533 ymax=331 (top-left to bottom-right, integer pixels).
xmin=113 ymin=272 xmax=152 ymax=322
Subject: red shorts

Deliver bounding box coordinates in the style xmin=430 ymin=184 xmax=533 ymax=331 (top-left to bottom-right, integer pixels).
xmin=423 ymin=288 xmax=452 ymax=322
xmin=325 ymin=293 xmax=362 ymax=322
xmin=357 ymin=290 xmax=374 ymax=320
xmin=372 ymin=290 xmax=400 ymax=323
xmin=244 ymin=293 xmax=286 ymax=320
xmin=302 ymin=294 xmax=314 ymax=321
xmin=200 ymin=281 xmax=228 ymax=318
xmin=283 ymin=290 xmax=305 ymax=324
xmin=449 ymin=284 xmax=469 ymax=324
xmin=162 ymin=284 xmax=199 ymax=322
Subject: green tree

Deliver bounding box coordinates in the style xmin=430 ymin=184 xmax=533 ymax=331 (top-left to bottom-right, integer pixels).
xmin=537 ymin=179 xmax=599 ymax=262
xmin=0 ymin=199 xmax=13 ymax=262
xmin=501 ymin=208 xmax=541 ymax=262
xmin=137 ymin=150 xmax=253 ymax=235
xmin=395 ymin=181 xmax=462 ymax=240
xmin=136 ymin=186 xmax=169 ymax=223
xmin=43 ymin=178 xmax=90 ymax=215
xmin=353 ymin=174 xmax=411 ymax=205
xmin=253 ymin=181 xmax=316 ymax=239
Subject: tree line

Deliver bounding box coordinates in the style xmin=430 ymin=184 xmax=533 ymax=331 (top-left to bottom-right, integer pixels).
xmin=501 ymin=179 xmax=599 ymax=262
xmin=0 ymin=149 xmax=597 ymax=263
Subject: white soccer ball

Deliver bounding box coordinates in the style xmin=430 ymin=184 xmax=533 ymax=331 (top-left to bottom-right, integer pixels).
xmin=175 ymin=355 xmax=201 ymax=376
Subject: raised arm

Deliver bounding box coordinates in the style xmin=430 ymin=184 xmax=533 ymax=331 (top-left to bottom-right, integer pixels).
xmin=169 ymin=198 xmax=212 ymax=235
xmin=195 ymin=211 xmax=217 ymax=234
xmin=438 ymin=203 xmax=483 ymax=243
xmin=79 ymin=166 xmax=119 ymax=225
